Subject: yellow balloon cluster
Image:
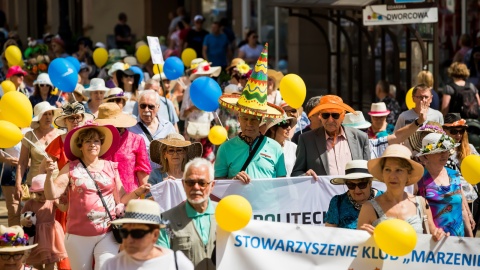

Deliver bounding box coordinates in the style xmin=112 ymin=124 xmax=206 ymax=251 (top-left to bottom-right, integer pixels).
xmin=0 ymin=120 xmax=23 ymax=148
xmin=1 ymin=80 xmax=16 ymax=94
xmin=461 ymin=155 xmax=480 ymax=185
xmin=5 ymin=45 xmax=23 ymax=67
xmin=208 ymin=126 xmax=228 ymax=145
xmin=93 ymin=48 xmax=108 ymax=68
xmin=374 ymin=219 xmax=417 ymax=256
xmin=405 ymin=87 xmax=415 ymax=109
xmin=279 ymin=74 xmax=306 ymax=109
xmin=181 ymin=48 xmax=197 ymax=67
xmin=215 ymin=195 xmax=252 ymax=232
xmin=0 ymin=91 xmax=33 ymax=128
xmin=136 ymin=45 xmax=151 ymax=64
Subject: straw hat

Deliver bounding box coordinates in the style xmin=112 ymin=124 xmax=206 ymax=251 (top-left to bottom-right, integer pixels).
xmin=443 ymin=113 xmax=468 ymax=128
xmin=73 ymin=84 xmax=88 ymax=100
xmin=54 ymin=102 xmax=95 ymax=128
xmin=330 ymin=160 xmax=373 ymax=185
xmin=416 ymin=133 xmax=459 ymax=157
xmin=262 ymin=114 xmax=297 ymax=131
xmin=0 ymin=225 xmax=37 ymax=252
xmin=84 ymin=78 xmax=110 ymax=96
xmin=31 ymin=101 xmax=61 ymax=128
xmin=64 ymin=121 xmax=120 ymax=161
xmin=95 ymin=103 xmax=137 ymax=128
xmin=150 ymin=133 xmax=203 ymax=165
xmin=267 ymin=69 xmax=284 ymax=91
xmin=226 ymin=58 xmax=246 ymax=71
xmin=367 ymin=144 xmax=424 ymax=186
xmin=103 ymin=87 xmax=128 ymax=103
xmin=111 ymin=199 xmax=165 ymax=226
xmin=307 ymin=95 xmax=356 ymax=118
xmin=29 ymin=174 xmax=46 ymax=193
xmin=408 ymin=121 xmax=445 ymax=152
xmin=368 ymin=102 xmax=390 ymax=117
xmin=33 ymin=73 xmax=53 ymax=87
xmin=342 ymin=111 xmax=371 ymax=129
xmin=218 ymin=44 xmax=284 ymax=119
xmin=189 ymin=59 xmax=222 ymax=81
xmin=123 ymin=56 xmax=138 ymax=67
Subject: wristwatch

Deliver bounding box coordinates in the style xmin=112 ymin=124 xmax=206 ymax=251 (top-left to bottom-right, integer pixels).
xmin=414 ymin=118 xmax=422 ymax=127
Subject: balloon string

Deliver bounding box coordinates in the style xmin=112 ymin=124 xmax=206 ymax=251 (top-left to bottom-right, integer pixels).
xmin=72 ymin=92 xmax=77 ymax=102
xmin=214 ymin=112 xmax=229 ymax=141
xmin=0 ymin=149 xmax=14 ymax=158
xmin=22 ymin=136 xmax=49 ymax=159
xmin=56 ymin=91 xmax=63 ymax=102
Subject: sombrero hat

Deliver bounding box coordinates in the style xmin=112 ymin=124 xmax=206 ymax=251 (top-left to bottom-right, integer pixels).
xmin=218 ymin=43 xmax=284 ymax=119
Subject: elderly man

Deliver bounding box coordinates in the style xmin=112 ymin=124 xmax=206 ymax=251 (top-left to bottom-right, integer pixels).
xmin=102 ymin=199 xmax=194 ymax=270
xmin=128 ymin=90 xmax=176 ymax=169
xmin=291 ymin=95 xmax=370 ymax=178
xmin=157 ymin=158 xmax=216 ymax=270
xmin=215 ymin=44 xmax=286 ymax=182
xmin=292 ymin=96 xmax=323 ymax=144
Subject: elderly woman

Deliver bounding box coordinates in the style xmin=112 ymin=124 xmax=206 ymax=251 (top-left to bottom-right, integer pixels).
xmin=367 ymin=102 xmax=394 ymax=139
xmin=0 ymin=225 xmax=38 ymax=270
xmin=326 ymin=160 xmax=383 ymax=229
xmin=83 ymin=78 xmax=110 ymax=117
xmin=44 ymin=123 xmax=149 ymax=270
xmin=148 ymin=132 xmax=202 ymax=185
xmin=29 ymin=73 xmax=63 ymax=108
xmin=263 ymin=115 xmax=297 ymax=177
xmin=357 ymin=144 xmax=447 ymax=241
xmin=416 ymin=133 xmax=473 ymax=237
xmin=15 ymin=102 xmax=64 ymax=199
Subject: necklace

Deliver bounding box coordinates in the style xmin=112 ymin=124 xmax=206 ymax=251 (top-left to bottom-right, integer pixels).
xmin=347 ymin=189 xmax=375 ymax=210
xmin=33 ymin=129 xmax=51 ymax=146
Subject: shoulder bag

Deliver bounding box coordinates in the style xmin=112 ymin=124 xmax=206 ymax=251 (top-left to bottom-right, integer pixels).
xmin=137 ymin=122 xmax=154 ymax=142
xmin=240 ymin=135 xmax=265 ymax=172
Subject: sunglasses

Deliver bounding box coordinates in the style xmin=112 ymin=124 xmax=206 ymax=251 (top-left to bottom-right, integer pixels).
xmin=448 ymin=128 xmax=466 ymax=135
xmin=285 ymin=109 xmax=297 ymax=114
xmin=183 ymin=180 xmax=212 ymax=188
xmin=66 ymin=115 xmax=83 ymax=123
xmin=0 ymin=253 xmax=24 ymax=260
xmin=167 ymin=148 xmax=185 ymax=155
xmin=345 ymin=181 xmax=369 ymax=190
xmin=139 ymin=104 xmax=156 ymax=110
xmin=108 ymin=98 xmax=125 ymax=104
xmin=124 ymin=75 xmax=134 ymax=78
xmin=39 ymin=84 xmax=50 ymax=87
xmin=277 ymin=122 xmax=291 ymax=129
xmin=321 ymin=113 xmax=341 ymax=120
xmin=119 ymin=228 xmax=153 ymax=239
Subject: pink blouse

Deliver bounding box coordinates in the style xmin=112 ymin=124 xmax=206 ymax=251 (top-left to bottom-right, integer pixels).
xmin=106 ymin=130 xmax=151 ymax=193
xmin=67 ymin=160 xmax=118 ymax=236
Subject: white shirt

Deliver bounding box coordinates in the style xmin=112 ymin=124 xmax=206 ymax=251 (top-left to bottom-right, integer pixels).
xmin=283 ymin=140 xmax=297 ymax=177
xmin=101 ymin=247 xmax=194 ymax=270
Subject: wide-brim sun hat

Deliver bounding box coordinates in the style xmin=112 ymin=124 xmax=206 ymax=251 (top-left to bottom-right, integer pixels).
xmin=408 ymin=121 xmax=446 ymax=152
xmin=54 ymin=101 xmax=95 ymax=128
xmin=267 ymin=69 xmax=284 ymax=91
xmin=226 ymin=58 xmax=246 ymax=71
xmin=123 ymin=56 xmax=138 ymax=67
xmin=84 ymin=78 xmax=110 ymax=96
xmin=64 ymin=121 xmax=120 ymax=161
xmin=189 ymin=59 xmax=222 ymax=81
xmin=331 ymin=160 xmax=373 ymax=185
xmin=73 ymin=83 xmax=89 ymax=100
xmin=108 ymin=62 xmax=128 ymax=76
xmin=368 ymin=102 xmax=390 ymax=117
xmin=31 ymin=101 xmax=61 ymax=128
xmin=367 ymin=144 xmax=424 ymax=186
xmin=416 ymin=133 xmax=460 ymax=157
xmin=218 ymin=43 xmax=285 ymax=119
xmin=103 ymin=87 xmax=128 ymax=103
xmin=33 ymin=73 xmax=53 ymax=87
xmin=0 ymin=225 xmax=38 ymax=252
xmin=150 ymin=132 xmax=203 ymax=165
xmin=307 ymin=95 xmax=356 ymax=118
xmin=95 ymin=103 xmax=137 ymax=128
xmin=443 ymin=113 xmax=468 ymax=128
xmin=29 ymin=174 xmax=46 ymax=193
xmin=111 ymin=199 xmax=165 ymax=226
xmin=262 ymin=114 xmax=297 ymax=131
xmin=6 ymin=65 xmax=27 ymax=78
xmin=342 ymin=111 xmax=371 ymax=129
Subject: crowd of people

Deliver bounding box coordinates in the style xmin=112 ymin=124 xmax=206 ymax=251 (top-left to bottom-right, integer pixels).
xmin=0 ymin=10 xmax=480 ymax=270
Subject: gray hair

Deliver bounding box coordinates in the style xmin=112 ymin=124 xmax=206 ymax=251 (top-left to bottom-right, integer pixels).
xmin=183 ymin=157 xmax=214 ymax=182
xmin=145 ymin=79 xmax=160 ymax=88
xmin=305 ymin=96 xmax=322 ymax=116
xmin=138 ymin=89 xmax=161 ymax=105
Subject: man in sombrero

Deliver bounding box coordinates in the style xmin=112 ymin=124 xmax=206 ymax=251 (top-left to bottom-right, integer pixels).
xmin=215 ymin=44 xmax=287 ymax=183
xmin=291 ymin=95 xmax=370 ymax=178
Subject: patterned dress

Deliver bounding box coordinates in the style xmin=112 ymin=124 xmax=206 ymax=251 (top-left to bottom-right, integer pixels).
xmin=417 ymin=167 xmax=465 ymax=236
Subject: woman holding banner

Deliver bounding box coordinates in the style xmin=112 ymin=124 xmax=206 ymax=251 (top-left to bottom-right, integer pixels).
xmin=357 ymin=144 xmax=448 ymax=241
xmin=325 ymin=160 xmax=383 ymax=229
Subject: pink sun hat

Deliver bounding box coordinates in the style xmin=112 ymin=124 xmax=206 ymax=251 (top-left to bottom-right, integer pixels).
xmin=368 ymin=102 xmax=390 ymax=117
xmin=30 ymin=174 xmax=47 ymax=193
xmin=6 ymin=65 xmax=27 ymax=78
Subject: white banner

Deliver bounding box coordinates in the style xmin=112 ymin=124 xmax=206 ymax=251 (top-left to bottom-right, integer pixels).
xmin=146 ymin=36 xmax=164 ymax=64
xmin=150 ymin=179 xmax=185 ymax=212
xmin=363 ymin=5 xmax=438 ymax=26
xmin=217 ymin=220 xmax=480 ymax=270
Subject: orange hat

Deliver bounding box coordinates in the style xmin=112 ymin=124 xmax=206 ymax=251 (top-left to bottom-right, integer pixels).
xmin=308 ymin=95 xmax=356 ymax=118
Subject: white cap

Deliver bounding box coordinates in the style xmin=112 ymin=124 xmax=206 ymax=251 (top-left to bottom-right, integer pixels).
xmin=194 ymin=15 xmax=204 ymax=22
xmin=95 ymin=42 xmax=106 ymax=48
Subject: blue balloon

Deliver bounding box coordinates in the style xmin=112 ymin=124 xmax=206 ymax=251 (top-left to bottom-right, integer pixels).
xmin=163 ymin=56 xmax=184 ymax=80
xmin=48 ymin=58 xmax=78 ymax=93
xmin=190 ymin=77 xmax=222 ymax=112
xmin=129 ymin=66 xmax=144 ymax=85
xmin=65 ymin=56 xmax=80 ymax=72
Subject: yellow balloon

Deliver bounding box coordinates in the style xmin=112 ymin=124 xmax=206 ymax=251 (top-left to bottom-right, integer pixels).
xmin=51 ymin=87 xmax=59 ymax=95
xmin=279 ymin=74 xmax=306 ymax=109
xmin=153 ymin=64 xmax=164 ymax=74
xmin=215 ymin=195 xmax=252 ymax=232
xmin=406 ymin=87 xmax=415 ymax=109
xmin=208 ymin=126 xmax=228 ymax=145
xmin=1 ymin=80 xmax=16 ymax=94
xmin=374 ymin=219 xmax=417 ymax=257
xmin=0 ymin=120 xmax=23 ymax=148
xmin=93 ymin=48 xmax=109 ymax=68
xmin=181 ymin=48 xmax=197 ymax=67
xmin=136 ymin=45 xmax=151 ymax=64
xmin=0 ymin=91 xmax=33 ymax=128
xmin=5 ymin=46 xmax=22 ymax=66
xmin=461 ymin=155 xmax=480 ymax=185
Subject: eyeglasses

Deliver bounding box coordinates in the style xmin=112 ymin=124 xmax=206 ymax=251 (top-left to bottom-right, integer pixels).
xmin=183 ymin=180 xmax=212 ymax=188
xmin=321 ymin=113 xmax=341 ymax=120
xmin=0 ymin=253 xmax=24 ymax=260
xmin=414 ymin=95 xmax=431 ymax=100
xmin=277 ymin=122 xmax=291 ymax=129
xmin=66 ymin=115 xmax=83 ymax=123
xmin=166 ymin=148 xmax=185 ymax=155
xmin=139 ymin=104 xmax=156 ymax=110
xmin=345 ymin=181 xmax=369 ymax=190
xmin=448 ymin=128 xmax=466 ymax=135
xmin=119 ymin=228 xmax=153 ymax=239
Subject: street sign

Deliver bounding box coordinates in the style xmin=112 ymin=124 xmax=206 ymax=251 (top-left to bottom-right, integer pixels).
xmin=363 ymin=4 xmax=438 ymax=26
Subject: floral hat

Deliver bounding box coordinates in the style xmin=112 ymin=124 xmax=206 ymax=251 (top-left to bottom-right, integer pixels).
xmin=188 ymin=58 xmax=222 ymax=81
xmin=408 ymin=121 xmax=445 ymax=152
xmin=0 ymin=225 xmax=37 ymax=252
xmin=443 ymin=113 xmax=468 ymax=128
xmin=54 ymin=102 xmax=95 ymax=128
xmin=417 ymin=133 xmax=459 ymax=156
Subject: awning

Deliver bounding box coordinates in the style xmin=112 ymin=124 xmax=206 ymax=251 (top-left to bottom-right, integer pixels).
xmin=268 ymin=0 xmax=379 ymax=10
